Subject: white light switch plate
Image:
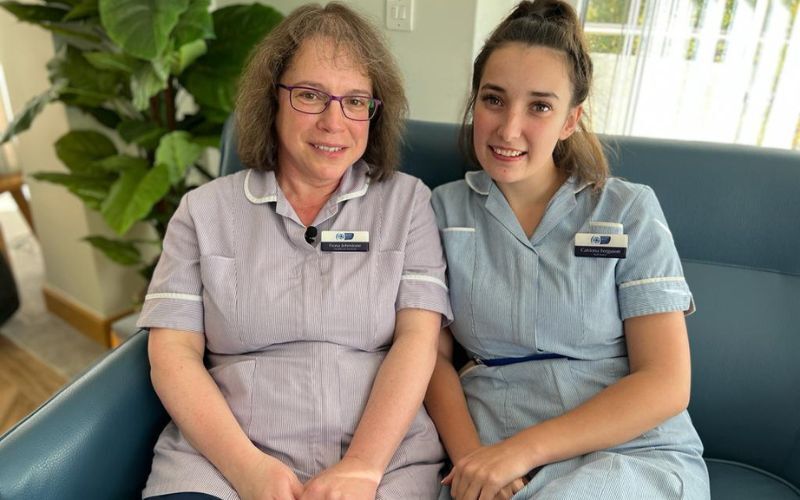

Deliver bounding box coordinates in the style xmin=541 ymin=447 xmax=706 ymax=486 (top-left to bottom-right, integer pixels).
xmin=386 ymin=0 xmax=414 ymax=31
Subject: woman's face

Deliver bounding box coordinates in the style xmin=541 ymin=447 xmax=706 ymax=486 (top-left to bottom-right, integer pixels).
xmin=472 ymin=43 xmax=582 ymax=189
xmin=275 ymin=37 xmax=371 ymax=186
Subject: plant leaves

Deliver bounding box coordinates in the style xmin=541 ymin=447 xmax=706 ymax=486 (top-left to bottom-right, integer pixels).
xmin=171 ymin=39 xmax=206 ymax=75
xmin=156 ymin=131 xmax=203 ymax=184
xmin=0 ymin=1 xmax=68 ymax=23
xmin=101 ymin=162 xmax=171 ymax=234
xmin=63 ymin=0 xmax=98 ymax=21
xmin=99 ymin=0 xmax=189 ymax=59
xmin=32 ymin=171 xmax=115 ymax=210
xmin=117 ymin=120 xmax=167 ymax=149
xmin=172 ymin=0 xmax=213 ymax=47
xmin=181 ymin=4 xmax=282 ymax=118
xmin=93 ymin=154 xmax=149 ymax=172
xmin=0 ymin=83 xmax=63 ymax=144
xmin=84 ymin=235 xmax=142 ymax=265
xmin=80 ymin=106 xmax=122 ymax=129
xmin=130 ymin=58 xmax=169 ymax=110
xmin=84 ymin=51 xmax=137 ymax=73
xmin=55 ymin=130 xmax=117 ymax=174
xmin=48 ymin=46 xmax=123 ymax=107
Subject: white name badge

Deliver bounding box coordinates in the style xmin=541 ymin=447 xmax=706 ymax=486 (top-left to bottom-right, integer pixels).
xmin=574 ymin=232 xmax=628 ymax=258
xmin=321 ymin=230 xmax=369 ymax=252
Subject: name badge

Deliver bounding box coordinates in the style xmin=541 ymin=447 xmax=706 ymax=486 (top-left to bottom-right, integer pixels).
xmin=574 ymin=233 xmax=628 ymax=258
xmin=321 ymin=230 xmax=369 ymax=252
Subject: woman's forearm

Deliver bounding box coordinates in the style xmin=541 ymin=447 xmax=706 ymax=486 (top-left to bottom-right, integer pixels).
xmin=511 ymin=312 xmax=691 ymax=470
xmin=148 ymin=328 xmax=263 ymax=488
xmin=424 ymin=354 xmax=482 ymax=463
xmin=343 ymin=309 xmax=442 ymax=478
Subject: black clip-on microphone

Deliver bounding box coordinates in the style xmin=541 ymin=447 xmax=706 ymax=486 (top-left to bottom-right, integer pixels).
xmin=304 ymin=226 xmax=318 ymax=245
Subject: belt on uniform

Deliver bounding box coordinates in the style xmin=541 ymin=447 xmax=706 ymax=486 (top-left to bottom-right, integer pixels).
xmin=473 ymin=352 xmax=577 ymax=367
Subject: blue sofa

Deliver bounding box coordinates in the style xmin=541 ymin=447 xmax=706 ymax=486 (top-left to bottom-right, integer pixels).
xmin=1 ymin=120 xmax=798 ymax=499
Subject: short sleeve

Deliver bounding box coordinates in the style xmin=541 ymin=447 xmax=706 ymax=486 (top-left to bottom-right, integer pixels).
xmin=616 ymin=186 xmax=695 ymax=320
xmin=136 ymin=194 xmax=205 ymax=333
xmin=396 ymin=180 xmax=454 ymax=326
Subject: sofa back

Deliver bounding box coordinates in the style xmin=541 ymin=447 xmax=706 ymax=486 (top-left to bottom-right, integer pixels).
xmin=221 ymin=119 xmax=800 ymax=487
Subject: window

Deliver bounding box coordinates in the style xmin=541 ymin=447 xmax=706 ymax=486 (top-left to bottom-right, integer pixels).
xmin=578 ymin=0 xmax=800 ymax=150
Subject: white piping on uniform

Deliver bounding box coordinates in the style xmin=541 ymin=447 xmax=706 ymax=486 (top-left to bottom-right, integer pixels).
xmin=465 ymin=172 xmax=490 ymax=195
xmin=145 ymin=292 xmax=203 ymax=302
xmin=442 ymin=227 xmax=476 ymax=232
xmin=336 ymin=178 xmax=370 ymax=202
xmin=401 ymin=274 xmax=448 ymax=291
xmin=244 ymin=170 xmax=278 ymax=204
xmin=619 ymin=277 xmax=686 ymax=289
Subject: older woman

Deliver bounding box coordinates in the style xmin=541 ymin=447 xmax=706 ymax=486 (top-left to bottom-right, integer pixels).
xmin=137 ymin=4 xmax=450 ymax=500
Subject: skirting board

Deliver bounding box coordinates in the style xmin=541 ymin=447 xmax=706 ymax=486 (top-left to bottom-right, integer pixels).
xmin=42 ymin=285 xmax=132 ymax=347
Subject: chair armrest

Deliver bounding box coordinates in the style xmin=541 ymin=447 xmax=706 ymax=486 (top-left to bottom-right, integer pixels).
xmin=0 ymin=330 xmax=169 ymax=499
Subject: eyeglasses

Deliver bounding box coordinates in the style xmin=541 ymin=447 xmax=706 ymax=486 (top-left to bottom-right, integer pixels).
xmin=277 ymin=84 xmax=382 ymax=121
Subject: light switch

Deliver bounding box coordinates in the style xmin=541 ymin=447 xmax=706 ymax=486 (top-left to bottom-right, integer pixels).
xmin=386 ymin=0 xmax=414 ymax=31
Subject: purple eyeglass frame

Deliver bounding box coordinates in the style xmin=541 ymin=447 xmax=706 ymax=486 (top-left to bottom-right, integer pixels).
xmin=277 ymin=84 xmax=382 ymax=121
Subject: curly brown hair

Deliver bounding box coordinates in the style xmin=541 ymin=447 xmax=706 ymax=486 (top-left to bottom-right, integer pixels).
xmin=461 ymin=0 xmax=609 ymax=187
xmin=235 ymin=2 xmax=407 ymax=181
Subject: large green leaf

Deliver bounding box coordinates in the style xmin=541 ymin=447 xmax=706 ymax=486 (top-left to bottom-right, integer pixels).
xmin=117 ymin=119 xmax=167 ymax=149
xmin=55 ymin=130 xmax=117 ymax=174
xmin=93 ymin=154 xmax=149 ymax=172
xmin=101 ymin=162 xmax=171 ymax=234
xmin=80 ymin=105 xmax=122 ymax=129
xmin=0 ymin=1 xmax=68 ymax=23
xmin=156 ymin=131 xmax=203 ymax=185
xmin=32 ymin=171 xmax=115 ymax=210
xmin=0 ymin=83 xmax=63 ymax=144
xmin=49 ymin=46 xmax=123 ymax=107
xmin=84 ymin=235 xmax=142 ymax=265
xmin=130 ymin=58 xmax=169 ymax=110
xmin=99 ymin=0 xmax=189 ymax=59
xmin=84 ymin=51 xmax=137 ymax=73
xmin=181 ymin=4 xmax=282 ymax=116
xmin=171 ymin=39 xmax=206 ymax=75
xmin=63 ymin=0 xmax=98 ymax=21
xmin=172 ymin=0 xmax=213 ymax=47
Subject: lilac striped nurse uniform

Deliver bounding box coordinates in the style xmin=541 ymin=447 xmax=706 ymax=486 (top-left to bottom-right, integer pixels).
xmin=137 ymin=160 xmax=451 ymax=499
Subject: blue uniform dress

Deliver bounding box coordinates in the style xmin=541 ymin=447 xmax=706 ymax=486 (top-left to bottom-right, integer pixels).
xmin=433 ymin=171 xmax=710 ymax=499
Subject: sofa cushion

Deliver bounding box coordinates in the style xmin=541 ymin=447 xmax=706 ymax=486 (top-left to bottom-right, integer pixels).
xmin=708 ymin=459 xmax=800 ymax=499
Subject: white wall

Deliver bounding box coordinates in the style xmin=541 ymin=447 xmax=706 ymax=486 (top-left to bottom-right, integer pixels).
xmin=215 ymin=0 xmax=481 ymax=123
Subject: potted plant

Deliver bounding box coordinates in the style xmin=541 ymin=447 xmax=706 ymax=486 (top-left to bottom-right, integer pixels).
xmin=0 ymin=0 xmax=282 ymax=281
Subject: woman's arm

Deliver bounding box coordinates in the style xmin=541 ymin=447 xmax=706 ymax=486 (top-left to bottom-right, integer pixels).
xmin=301 ymin=308 xmax=441 ymax=499
xmin=448 ymin=311 xmax=691 ymax=500
xmin=149 ymin=328 xmax=303 ymax=500
xmin=424 ymin=328 xmax=482 ymax=463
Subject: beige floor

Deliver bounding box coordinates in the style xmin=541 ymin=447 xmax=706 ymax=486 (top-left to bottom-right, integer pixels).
xmin=0 ymin=191 xmax=106 ymax=381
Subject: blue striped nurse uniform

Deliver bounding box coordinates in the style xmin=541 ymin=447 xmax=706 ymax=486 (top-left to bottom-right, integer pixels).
xmin=137 ymin=160 xmax=451 ymax=499
xmin=433 ymin=170 xmax=710 ymax=499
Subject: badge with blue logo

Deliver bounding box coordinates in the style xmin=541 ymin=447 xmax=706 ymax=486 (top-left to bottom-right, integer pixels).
xmin=321 ymin=230 xmax=369 ymax=252
xmin=574 ymin=232 xmax=628 ymax=258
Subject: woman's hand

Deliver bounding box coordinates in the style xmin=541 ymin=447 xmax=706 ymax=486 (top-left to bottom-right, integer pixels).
xmin=233 ymin=452 xmax=304 ymax=500
xmin=444 ymin=439 xmax=531 ymax=500
xmin=301 ymin=456 xmax=381 ymax=500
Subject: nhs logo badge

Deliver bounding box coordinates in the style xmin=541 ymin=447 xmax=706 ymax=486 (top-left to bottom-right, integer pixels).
xmin=574 ymin=233 xmax=628 ymax=258
xmin=321 ymin=230 xmax=369 ymax=252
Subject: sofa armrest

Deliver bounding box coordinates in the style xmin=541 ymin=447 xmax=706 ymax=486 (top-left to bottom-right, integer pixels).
xmin=0 ymin=330 xmax=169 ymax=500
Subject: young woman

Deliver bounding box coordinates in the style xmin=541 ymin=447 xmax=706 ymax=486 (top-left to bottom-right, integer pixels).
xmin=425 ymin=1 xmax=710 ymax=499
